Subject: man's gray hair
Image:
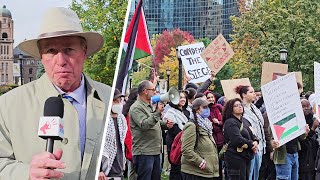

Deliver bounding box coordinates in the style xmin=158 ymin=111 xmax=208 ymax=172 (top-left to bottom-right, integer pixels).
xmin=138 ymin=80 xmax=151 ymax=95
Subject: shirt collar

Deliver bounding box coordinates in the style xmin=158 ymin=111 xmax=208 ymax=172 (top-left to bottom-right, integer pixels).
xmin=53 ymin=74 xmax=86 ymax=104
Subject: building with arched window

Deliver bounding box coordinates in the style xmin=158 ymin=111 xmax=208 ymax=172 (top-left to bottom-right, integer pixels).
xmin=0 ymin=5 xmax=13 ymax=85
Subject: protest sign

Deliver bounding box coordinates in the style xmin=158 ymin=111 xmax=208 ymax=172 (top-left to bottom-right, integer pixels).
xmin=314 ymin=62 xmax=320 ymax=119
xmin=221 ymin=78 xmax=251 ymax=100
xmin=261 ymin=62 xmax=288 ymax=86
xmin=200 ymin=34 xmax=234 ymax=75
xmin=178 ymin=42 xmax=211 ymax=84
xmin=261 ymin=73 xmax=306 ymax=146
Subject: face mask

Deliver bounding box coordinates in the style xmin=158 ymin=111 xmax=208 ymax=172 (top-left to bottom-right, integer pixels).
xmin=200 ymin=107 xmax=210 ymax=118
xmin=112 ymin=104 xmax=123 ymax=114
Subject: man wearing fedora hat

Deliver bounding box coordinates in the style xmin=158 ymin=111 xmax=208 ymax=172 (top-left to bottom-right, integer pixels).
xmin=0 ymin=7 xmax=111 ymax=179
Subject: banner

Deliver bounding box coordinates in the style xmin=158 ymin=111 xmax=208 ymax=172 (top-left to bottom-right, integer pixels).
xmin=220 ymin=78 xmax=251 ymax=100
xmin=13 ymin=63 xmax=20 ymax=77
xmin=261 ymin=62 xmax=288 ymax=86
xmin=178 ymin=42 xmax=211 ymax=84
xmin=200 ymin=34 xmax=234 ymax=75
xmin=261 ymin=73 xmax=306 ymax=146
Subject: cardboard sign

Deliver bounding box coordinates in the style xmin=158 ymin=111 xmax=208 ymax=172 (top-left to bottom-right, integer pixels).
xmin=262 ymin=73 xmax=306 ymax=146
xmin=200 ymin=34 xmax=234 ymax=75
xmin=261 ymin=62 xmax=288 ymax=86
xmin=221 ymin=78 xmax=251 ymax=100
xmin=178 ymin=42 xmax=211 ymax=84
xmin=292 ymin=71 xmax=303 ymax=92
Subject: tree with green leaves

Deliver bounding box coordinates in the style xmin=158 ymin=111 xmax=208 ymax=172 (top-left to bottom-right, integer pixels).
xmin=36 ymin=62 xmax=45 ymax=79
xmin=230 ymin=0 xmax=320 ymax=91
xmin=70 ymin=0 xmax=128 ymax=86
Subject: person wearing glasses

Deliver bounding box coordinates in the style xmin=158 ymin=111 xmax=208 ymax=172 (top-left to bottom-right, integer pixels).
xmin=129 ymin=80 xmax=173 ymax=180
xmin=223 ymin=98 xmax=259 ymax=180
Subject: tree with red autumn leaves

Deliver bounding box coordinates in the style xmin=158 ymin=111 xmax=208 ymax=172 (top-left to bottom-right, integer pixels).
xmin=153 ymin=29 xmax=195 ymax=66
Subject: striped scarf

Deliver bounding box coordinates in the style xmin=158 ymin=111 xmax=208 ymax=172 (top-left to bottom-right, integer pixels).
xmin=196 ymin=114 xmax=213 ymax=136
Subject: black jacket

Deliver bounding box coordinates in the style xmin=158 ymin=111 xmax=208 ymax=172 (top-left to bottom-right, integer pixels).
xmin=223 ymin=116 xmax=258 ymax=161
xmin=299 ymin=112 xmax=318 ymax=173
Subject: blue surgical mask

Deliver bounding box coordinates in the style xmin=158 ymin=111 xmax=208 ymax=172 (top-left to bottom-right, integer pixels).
xmin=200 ymin=107 xmax=210 ymax=118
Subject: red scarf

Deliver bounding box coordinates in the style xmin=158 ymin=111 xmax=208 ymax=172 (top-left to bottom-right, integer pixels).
xmin=209 ymin=103 xmax=222 ymax=122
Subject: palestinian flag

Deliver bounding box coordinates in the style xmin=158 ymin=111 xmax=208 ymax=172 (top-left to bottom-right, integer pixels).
xmin=116 ymin=0 xmax=152 ymax=94
xmin=273 ymin=113 xmax=299 ymax=140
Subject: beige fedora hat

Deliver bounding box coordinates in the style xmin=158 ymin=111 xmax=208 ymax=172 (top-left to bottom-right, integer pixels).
xmin=18 ymin=7 xmax=104 ymax=59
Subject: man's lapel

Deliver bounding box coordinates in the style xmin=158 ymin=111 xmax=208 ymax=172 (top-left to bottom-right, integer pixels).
xmin=80 ymin=76 xmax=107 ymax=178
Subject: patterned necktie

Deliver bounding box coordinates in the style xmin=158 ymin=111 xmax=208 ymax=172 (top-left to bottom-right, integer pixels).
xmin=63 ymin=94 xmax=75 ymax=104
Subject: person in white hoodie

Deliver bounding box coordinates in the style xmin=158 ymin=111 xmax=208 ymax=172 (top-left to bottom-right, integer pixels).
xmin=163 ymin=91 xmax=190 ymax=180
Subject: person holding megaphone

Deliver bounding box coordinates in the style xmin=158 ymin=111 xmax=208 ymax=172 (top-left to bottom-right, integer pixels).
xmin=129 ymin=80 xmax=173 ymax=180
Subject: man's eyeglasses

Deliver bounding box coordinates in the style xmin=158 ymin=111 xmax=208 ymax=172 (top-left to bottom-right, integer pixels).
xmin=145 ymin=88 xmax=156 ymax=92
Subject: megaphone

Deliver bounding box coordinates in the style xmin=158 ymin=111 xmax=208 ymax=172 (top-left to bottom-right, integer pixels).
xmin=151 ymin=87 xmax=180 ymax=105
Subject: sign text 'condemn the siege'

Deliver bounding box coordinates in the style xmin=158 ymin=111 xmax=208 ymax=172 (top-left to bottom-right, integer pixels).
xmin=178 ymin=42 xmax=211 ymax=84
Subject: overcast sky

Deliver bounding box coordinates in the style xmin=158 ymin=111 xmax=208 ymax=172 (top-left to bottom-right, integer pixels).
xmin=0 ymin=0 xmax=72 ymax=47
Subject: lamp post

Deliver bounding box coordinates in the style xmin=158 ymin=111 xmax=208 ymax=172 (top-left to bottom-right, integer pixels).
xmin=18 ymin=53 xmax=23 ymax=85
xmin=279 ymin=48 xmax=288 ymax=64
xmin=129 ymin=73 xmax=133 ymax=90
xmin=176 ymin=48 xmax=182 ymax=90
xmin=166 ymin=68 xmax=171 ymax=92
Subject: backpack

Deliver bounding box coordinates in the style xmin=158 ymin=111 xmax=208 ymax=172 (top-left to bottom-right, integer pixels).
xmin=169 ymin=131 xmax=183 ymax=165
xmin=169 ymin=123 xmax=198 ymax=165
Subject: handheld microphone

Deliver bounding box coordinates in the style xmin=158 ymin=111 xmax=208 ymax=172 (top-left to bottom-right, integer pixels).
xmin=38 ymin=97 xmax=64 ymax=153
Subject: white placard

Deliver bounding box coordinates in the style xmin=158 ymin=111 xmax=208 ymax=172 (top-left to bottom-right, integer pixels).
xmin=314 ymin=62 xmax=320 ymax=119
xmin=261 ymin=73 xmax=306 ymax=146
xmin=178 ymin=42 xmax=211 ymax=84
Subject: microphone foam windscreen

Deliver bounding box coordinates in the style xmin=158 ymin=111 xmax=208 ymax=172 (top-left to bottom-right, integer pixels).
xmin=43 ymin=97 xmax=64 ymax=118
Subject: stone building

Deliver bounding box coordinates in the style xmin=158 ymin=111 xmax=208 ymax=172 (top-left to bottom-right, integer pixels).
xmin=13 ymin=47 xmax=41 ymax=85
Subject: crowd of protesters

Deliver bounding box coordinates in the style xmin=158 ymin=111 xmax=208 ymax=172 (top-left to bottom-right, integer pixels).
xmin=99 ymin=73 xmax=320 ymax=180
